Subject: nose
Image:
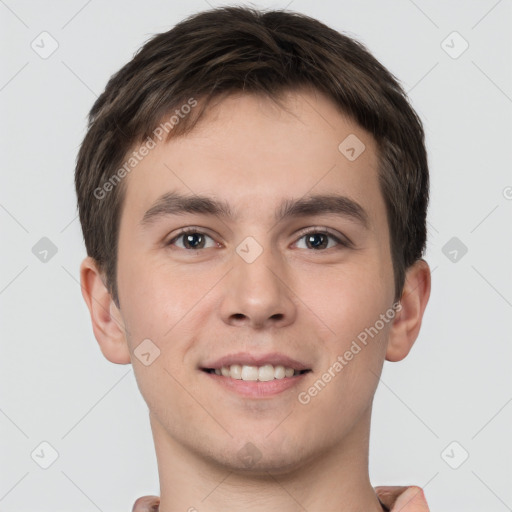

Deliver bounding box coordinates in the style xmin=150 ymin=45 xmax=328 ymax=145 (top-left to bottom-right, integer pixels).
xmin=218 ymin=242 xmax=297 ymax=329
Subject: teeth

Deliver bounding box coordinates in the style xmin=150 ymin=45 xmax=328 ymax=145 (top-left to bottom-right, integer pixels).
xmin=241 ymin=365 xmax=259 ymax=381
xmin=210 ymin=364 xmax=305 ymax=381
xmin=258 ymin=364 xmax=275 ymax=382
xmin=230 ymin=364 xmax=242 ymax=380
xmin=274 ymin=365 xmax=285 ymax=379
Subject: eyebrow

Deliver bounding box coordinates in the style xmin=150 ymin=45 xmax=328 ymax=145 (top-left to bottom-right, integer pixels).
xmin=140 ymin=191 xmax=369 ymax=229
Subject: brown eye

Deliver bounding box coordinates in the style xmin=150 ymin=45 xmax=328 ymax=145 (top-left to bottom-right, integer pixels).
xmin=167 ymin=229 xmax=216 ymax=250
xmin=304 ymin=232 xmax=329 ymax=250
xmin=295 ymin=229 xmax=349 ymax=250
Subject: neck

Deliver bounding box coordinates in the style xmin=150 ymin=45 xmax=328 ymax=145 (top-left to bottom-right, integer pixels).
xmin=149 ymin=406 xmax=384 ymax=512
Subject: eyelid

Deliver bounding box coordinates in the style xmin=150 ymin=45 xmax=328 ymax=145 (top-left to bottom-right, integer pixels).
xmin=166 ymin=226 xmax=218 ymax=247
xmin=293 ymin=225 xmax=353 ymax=247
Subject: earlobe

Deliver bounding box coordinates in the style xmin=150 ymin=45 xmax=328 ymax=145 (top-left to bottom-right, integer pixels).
xmin=79 ymin=256 xmax=131 ymax=364
xmin=386 ymin=259 xmax=431 ymax=362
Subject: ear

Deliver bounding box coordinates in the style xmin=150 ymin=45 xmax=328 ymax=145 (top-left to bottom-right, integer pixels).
xmin=386 ymin=259 xmax=431 ymax=362
xmin=79 ymin=256 xmax=131 ymax=364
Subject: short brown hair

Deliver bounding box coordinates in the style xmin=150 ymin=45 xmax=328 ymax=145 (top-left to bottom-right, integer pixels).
xmin=75 ymin=6 xmax=429 ymax=307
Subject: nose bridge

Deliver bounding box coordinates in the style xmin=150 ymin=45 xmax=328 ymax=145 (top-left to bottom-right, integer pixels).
xmin=237 ymin=236 xmax=281 ymax=294
xmin=219 ymin=234 xmax=296 ymax=328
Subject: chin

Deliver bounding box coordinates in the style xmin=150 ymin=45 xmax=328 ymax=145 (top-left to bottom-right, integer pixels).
xmin=205 ymin=436 xmax=315 ymax=476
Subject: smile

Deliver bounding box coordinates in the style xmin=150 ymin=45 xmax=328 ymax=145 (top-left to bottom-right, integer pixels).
xmin=202 ymin=364 xmax=311 ymax=381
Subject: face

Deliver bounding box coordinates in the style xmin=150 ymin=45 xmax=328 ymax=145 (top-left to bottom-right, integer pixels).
xmin=114 ymin=89 xmax=396 ymax=472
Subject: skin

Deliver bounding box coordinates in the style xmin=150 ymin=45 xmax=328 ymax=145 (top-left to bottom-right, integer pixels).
xmin=80 ymin=88 xmax=431 ymax=511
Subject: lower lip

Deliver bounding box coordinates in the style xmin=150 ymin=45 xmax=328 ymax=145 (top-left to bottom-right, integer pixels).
xmin=201 ymin=370 xmax=309 ymax=397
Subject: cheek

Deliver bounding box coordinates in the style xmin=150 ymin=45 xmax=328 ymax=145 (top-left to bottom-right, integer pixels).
xmin=293 ymin=257 xmax=392 ymax=412
xmin=119 ymin=263 xmax=201 ymax=417
xmin=301 ymin=292 xmax=392 ymax=431
xmin=118 ymin=257 xmax=208 ymax=341
xmin=293 ymin=254 xmax=392 ymax=336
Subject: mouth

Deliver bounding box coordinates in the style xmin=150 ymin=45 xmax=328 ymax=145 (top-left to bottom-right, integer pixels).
xmin=198 ymin=352 xmax=313 ymax=397
xmin=201 ymin=365 xmax=312 ymax=381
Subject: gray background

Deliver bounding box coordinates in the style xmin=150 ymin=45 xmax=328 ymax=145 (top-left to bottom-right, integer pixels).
xmin=1 ymin=0 xmax=511 ymax=510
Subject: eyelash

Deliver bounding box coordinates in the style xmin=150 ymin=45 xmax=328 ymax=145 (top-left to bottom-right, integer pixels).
xmin=166 ymin=226 xmax=352 ymax=251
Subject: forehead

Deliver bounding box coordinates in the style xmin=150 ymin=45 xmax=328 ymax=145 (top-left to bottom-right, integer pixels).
xmin=120 ymin=89 xmax=383 ymax=229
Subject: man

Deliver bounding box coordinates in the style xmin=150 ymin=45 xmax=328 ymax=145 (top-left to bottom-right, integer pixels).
xmin=76 ymin=7 xmax=431 ymax=511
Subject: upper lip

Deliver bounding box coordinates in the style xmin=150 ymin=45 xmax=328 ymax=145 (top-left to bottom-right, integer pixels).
xmin=200 ymin=352 xmax=311 ymax=371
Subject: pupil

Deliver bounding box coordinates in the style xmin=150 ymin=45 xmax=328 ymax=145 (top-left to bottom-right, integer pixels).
xmin=186 ymin=233 xmax=202 ymax=248
xmin=308 ymin=233 xmax=325 ymax=249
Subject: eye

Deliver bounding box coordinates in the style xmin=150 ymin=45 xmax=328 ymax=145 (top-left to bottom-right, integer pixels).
xmin=294 ymin=228 xmax=350 ymax=251
xmin=167 ymin=228 xmax=218 ymax=250
xmin=166 ymin=227 xmax=351 ymax=251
